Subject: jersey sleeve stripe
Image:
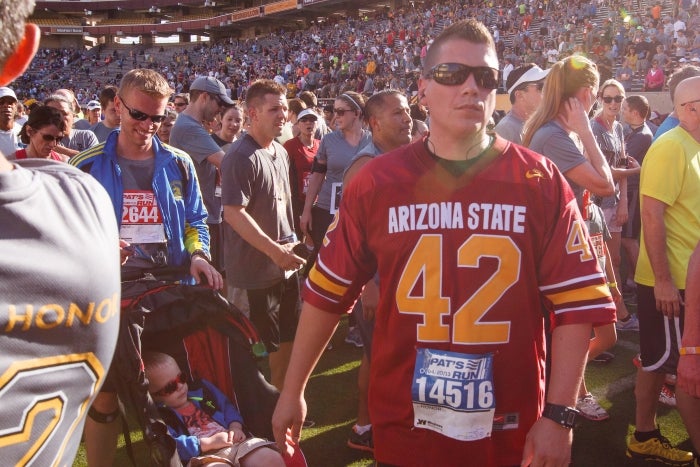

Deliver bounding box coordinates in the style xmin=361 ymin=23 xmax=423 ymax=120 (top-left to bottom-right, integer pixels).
xmin=553 ymin=301 xmax=615 ymax=315
xmin=308 ymin=264 xmax=349 ymax=297
xmin=303 ymin=278 xmax=342 ymax=304
xmin=316 ymin=256 xmax=353 ymax=284
xmin=538 ymin=272 xmax=606 ymax=292
xmin=545 ymin=283 xmax=610 ymax=305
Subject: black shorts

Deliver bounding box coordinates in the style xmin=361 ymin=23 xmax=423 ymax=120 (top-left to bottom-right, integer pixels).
xmin=621 ymin=188 xmax=641 ymax=239
xmin=636 ymin=284 xmax=685 ymax=374
xmin=246 ymin=274 xmax=300 ymax=352
xmin=208 ymin=222 xmax=223 ymax=272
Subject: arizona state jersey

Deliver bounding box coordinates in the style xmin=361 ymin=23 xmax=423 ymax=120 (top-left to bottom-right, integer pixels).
xmin=304 ymin=138 xmax=615 ymax=466
xmin=0 ymin=160 xmax=120 ymax=466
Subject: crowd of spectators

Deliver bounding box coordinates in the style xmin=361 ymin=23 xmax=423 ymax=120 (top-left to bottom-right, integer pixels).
xmin=9 ymin=0 xmax=698 ymax=109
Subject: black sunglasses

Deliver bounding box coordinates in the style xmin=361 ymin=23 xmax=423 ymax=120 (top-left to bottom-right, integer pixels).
xmin=333 ymin=108 xmax=355 ymax=116
xmin=298 ymin=117 xmax=317 ymax=123
xmin=36 ymin=131 xmax=63 ymax=143
xmin=119 ymin=96 xmax=167 ymax=123
xmin=153 ymin=372 xmax=186 ymax=397
xmin=602 ymin=95 xmax=624 ymax=104
xmin=173 ymin=102 xmax=187 ymax=107
xmin=424 ymin=63 xmax=500 ymax=90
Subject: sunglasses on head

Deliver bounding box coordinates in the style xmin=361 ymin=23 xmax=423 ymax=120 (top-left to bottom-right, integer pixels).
xmin=602 ymin=95 xmax=624 ymax=104
xmin=153 ymin=372 xmax=186 ymax=397
xmin=424 ymin=63 xmax=500 ymax=90
xmin=36 ymin=131 xmax=63 ymax=143
xmin=333 ymin=108 xmax=355 ymax=116
xmin=119 ymin=96 xmax=167 ymax=123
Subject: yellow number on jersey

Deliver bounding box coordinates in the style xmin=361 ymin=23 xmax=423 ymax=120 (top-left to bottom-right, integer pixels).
xmin=566 ymin=220 xmax=594 ymax=262
xmin=396 ymin=234 xmax=520 ymax=345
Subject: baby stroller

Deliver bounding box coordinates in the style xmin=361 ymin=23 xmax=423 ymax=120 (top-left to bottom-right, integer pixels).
xmin=112 ymin=269 xmax=306 ymax=466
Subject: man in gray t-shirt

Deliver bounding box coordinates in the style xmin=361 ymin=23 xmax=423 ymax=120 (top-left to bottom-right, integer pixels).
xmin=221 ymin=80 xmax=305 ymax=391
xmin=170 ymin=76 xmax=233 ymax=270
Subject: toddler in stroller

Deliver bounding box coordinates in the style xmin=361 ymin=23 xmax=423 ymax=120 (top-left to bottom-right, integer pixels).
xmin=144 ymin=351 xmax=284 ymax=467
xmin=113 ymin=273 xmax=306 ymax=467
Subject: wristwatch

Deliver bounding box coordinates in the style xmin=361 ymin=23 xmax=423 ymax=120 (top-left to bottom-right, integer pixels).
xmin=190 ymin=249 xmax=211 ymax=263
xmin=542 ymin=403 xmax=579 ymax=429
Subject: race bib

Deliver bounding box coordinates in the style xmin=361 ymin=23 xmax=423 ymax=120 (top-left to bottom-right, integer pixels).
xmin=329 ymin=182 xmax=343 ymax=214
xmin=120 ymin=191 xmax=166 ymax=243
xmin=412 ymin=348 xmax=495 ymax=441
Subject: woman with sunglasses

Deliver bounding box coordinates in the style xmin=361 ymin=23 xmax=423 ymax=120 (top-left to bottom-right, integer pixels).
xmin=300 ymin=91 xmax=371 ymax=267
xmin=300 ymin=91 xmax=371 ymax=347
xmin=15 ymin=105 xmax=69 ymax=162
xmin=523 ymin=56 xmax=620 ymax=422
xmin=590 ymin=79 xmax=641 ymax=328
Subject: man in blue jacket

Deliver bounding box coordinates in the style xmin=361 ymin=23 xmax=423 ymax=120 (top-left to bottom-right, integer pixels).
xmin=71 ymin=68 xmax=223 ymax=467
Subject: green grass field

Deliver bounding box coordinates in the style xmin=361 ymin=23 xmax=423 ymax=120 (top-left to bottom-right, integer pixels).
xmin=72 ymin=313 xmax=694 ymax=467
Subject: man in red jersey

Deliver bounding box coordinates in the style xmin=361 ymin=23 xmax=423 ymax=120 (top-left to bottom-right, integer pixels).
xmin=273 ymin=19 xmax=616 ymax=467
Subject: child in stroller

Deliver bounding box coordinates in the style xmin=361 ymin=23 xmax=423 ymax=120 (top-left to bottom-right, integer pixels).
xmin=112 ymin=273 xmax=306 ymax=467
xmin=144 ymin=351 xmax=284 ymax=467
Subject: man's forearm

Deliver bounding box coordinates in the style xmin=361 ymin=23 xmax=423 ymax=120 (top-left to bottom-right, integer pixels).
xmin=547 ymin=323 xmax=592 ymax=406
xmin=282 ymin=303 xmax=341 ymax=395
xmin=223 ymin=205 xmax=280 ymax=259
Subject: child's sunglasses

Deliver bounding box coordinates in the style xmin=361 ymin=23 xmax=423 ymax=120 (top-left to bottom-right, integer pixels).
xmin=424 ymin=63 xmax=500 ymax=90
xmin=153 ymin=372 xmax=186 ymax=397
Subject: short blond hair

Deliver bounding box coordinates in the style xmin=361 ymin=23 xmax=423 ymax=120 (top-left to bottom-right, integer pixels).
xmin=119 ymin=69 xmax=172 ymax=99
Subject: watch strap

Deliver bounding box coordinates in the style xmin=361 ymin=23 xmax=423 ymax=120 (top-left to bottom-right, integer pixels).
xmin=542 ymin=402 xmax=579 ymax=429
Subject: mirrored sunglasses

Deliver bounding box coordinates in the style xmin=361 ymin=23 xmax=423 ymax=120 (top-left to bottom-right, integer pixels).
xmin=425 ymin=63 xmax=500 ymax=90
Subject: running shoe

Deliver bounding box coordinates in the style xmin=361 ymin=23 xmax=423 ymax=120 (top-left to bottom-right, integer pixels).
xmin=627 ymin=432 xmax=694 ymax=466
xmin=344 ymin=326 xmax=364 ymax=348
xmin=659 ymin=384 xmax=677 ymax=407
xmin=616 ymin=314 xmax=640 ymax=331
xmin=576 ymin=393 xmax=610 ymax=421
xmin=347 ymin=426 xmax=374 ymax=453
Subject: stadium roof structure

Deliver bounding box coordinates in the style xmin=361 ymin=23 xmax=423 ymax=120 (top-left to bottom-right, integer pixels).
xmin=33 ymin=0 xmax=392 ymax=39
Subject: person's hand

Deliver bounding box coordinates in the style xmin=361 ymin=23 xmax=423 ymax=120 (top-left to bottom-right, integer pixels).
xmin=560 ymin=97 xmax=592 ymax=136
xmin=361 ymin=280 xmax=379 ymax=322
xmin=677 ymin=354 xmax=700 ymax=398
xmin=521 ymin=417 xmax=573 ymax=467
xmin=199 ymin=432 xmax=233 ymax=452
xmin=229 ymin=426 xmax=246 ymax=444
xmin=299 ymin=209 xmax=313 ymax=242
xmin=271 ymin=242 xmax=306 ymax=272
xmin=190 ymin=256 xmax=224 ymax=290
xmin=272 ymin=391 xmax=307 ymax=459
xmin=625 ymin=156 xmax=640 ymax=170
xmin=653 ymin=279 xmax=683 ymax=317
xmin=119 ymin=239 xmax=131 ymax=266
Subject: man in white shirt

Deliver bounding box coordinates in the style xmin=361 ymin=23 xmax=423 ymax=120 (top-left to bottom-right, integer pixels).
xmin=0 ymin=87 xmax=21 ymax=158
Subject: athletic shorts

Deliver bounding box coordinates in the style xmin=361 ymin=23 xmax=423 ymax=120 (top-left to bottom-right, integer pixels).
xmin=602 ymin=205 xmax=623 ymax=234
xmin=621 ymin=188 xmax=641 ymax=239
xmin=244 ymin=274 xmax=300 ymax=353
xmin=187 ymin=437 xmax=276 ymax=467
xmin=636 ymin=284 xmax=685 ymax=374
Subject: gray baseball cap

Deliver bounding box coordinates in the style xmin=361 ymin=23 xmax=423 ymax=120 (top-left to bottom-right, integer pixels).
xmin=190 ymin=76 xmax=234 ymax=105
